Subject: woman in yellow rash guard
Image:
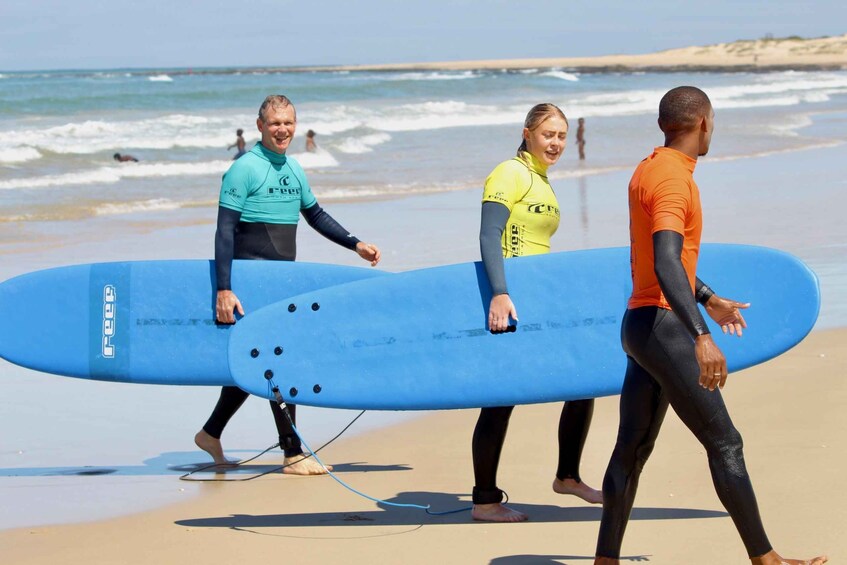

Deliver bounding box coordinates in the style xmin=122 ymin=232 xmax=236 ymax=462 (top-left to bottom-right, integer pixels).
xmin=471 ymin=103 xmax=603 ymax=522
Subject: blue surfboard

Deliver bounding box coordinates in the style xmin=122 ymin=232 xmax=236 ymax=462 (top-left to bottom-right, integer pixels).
xmin=0 ymin=260 xmax=386 ymax=385
xmin=229 ymin=244 xmax=819 ymax=410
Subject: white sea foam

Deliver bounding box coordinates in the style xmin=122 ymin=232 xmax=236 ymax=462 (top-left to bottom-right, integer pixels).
xmin=766 ymin=114 xmax=814 ymax=137
xmin=336 ymin=133 xmax=392 ymax=154
xmin=0 ymin=160 xmax=232 ymax=190
xmin=287 ymin=148 xmax=339 ymax=168
xmin=707 ymin=140 xmax=844 ymax=163
xmin=0 ymin=147 xmax=42 ymax=164
xmin=368 ymin=100 xmax=524 ymax=131
xmin=1 ymin=113 xmax=254 ymax=155
xmin=540 ymin=71 xmax=580 ymax=82
xmin=148 ymin=74 xmax=174 ymax=82
xmin=548 ymin=165 xmax=629 ymax=181
xmin=94 ymin=198 xmax=183 ymax=216
xmin=379 ymin=71 xmax=480 ymax=81
xmin=565 ymin=75 xmax=847 ymax=119
xmin=709 ymin=73 xmax=847 ymax=101
xmin=2 ymin=71 xmax=845 ymax=168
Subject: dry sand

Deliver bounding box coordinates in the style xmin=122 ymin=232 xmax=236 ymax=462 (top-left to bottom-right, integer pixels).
xmin=0 ymin=326 xmax=841 ymax=564
xmin=316 ymin=34 xmax=847 ymax=73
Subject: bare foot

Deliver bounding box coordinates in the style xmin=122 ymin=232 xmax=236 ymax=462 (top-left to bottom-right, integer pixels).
xmin=751 ymin=550 xmax=828 ymax=565
xmin=471 ymin=503 xmax=528 ymax=522
xmin=194 ymin=430 xmax=237 ymax=466
xmin=282 ymin=453 xmax=332 ymax=475
xmin=553 ymin=477 xmax=603 ymax=504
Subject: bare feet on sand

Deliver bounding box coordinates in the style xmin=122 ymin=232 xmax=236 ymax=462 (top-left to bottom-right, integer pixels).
xmin=594 ymin=550 xmax=828 ymax=564
xmin=194 ymin=430 xmax=238 ymax=466
xmin=282 ymin=453 xmax=333 ymax=475
xmin=553 ymin=477 xmax=603 ymax=504
xmin=751 ymin=551 xmax=828 ymax=565
xmin=472 ymin=503 xmax=528 ymax=522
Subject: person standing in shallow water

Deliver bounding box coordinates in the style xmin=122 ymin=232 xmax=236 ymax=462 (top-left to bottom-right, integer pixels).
xmin=471 ymin=103 xmax=603 ymax=523
xmin=576 ymin=118 xmax=586 ymax=160
xmin=194 ymin=94 xmax=381 ymax=475
xmin=305 ymin=129 xmax=317 ymax=152
xmin=228 ymin=128 xmax=246 ymax=159
xmin=593 ymin=86 xmax=827 ymax=565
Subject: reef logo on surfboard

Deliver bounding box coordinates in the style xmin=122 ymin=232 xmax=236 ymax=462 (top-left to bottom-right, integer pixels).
xmin=102 ymin=285 xmax=117 ymax=358
xmin=89 ymin=263 xmax=131 ymax=380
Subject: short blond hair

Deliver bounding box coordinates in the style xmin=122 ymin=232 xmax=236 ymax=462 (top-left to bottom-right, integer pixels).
xmin=258 ymin=95 xmax=295 ymax=122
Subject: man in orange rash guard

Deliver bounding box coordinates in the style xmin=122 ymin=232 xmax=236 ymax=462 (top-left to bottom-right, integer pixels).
xmin=594 ymin=87 xmax=827 ymax=565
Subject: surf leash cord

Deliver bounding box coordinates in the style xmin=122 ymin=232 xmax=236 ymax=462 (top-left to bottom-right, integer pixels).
xmin=179 ymin=408 xmax=366 ymax=482
xmin=269 ymin=385 xmax=471 ymax=516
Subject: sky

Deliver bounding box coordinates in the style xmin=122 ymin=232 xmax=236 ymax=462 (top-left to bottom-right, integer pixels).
xmin=1 ymin=0 xmax=846 ymax=71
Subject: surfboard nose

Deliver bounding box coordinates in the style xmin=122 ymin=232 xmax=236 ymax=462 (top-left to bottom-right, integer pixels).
xmin=0 ymin=266 xmax=92 ymax=378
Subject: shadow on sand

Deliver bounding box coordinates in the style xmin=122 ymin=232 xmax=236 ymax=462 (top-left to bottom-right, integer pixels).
xmin=0 ymin=450 xmax=412 ymax=478
xmin=175 ymin=489 xmax=726 ymax=529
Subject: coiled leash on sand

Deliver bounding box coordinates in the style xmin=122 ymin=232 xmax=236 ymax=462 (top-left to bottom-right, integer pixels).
xmin=266 ymin=381 xmax=471 ymax=516
xmin=182 ymin=375 xmax=472 ymax=515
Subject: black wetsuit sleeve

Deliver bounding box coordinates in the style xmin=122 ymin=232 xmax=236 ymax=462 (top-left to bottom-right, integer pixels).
xmin=480 ymin=201 xmax=511 ymax=296
xmin=301 ymin=202 xmax=360 ymax=251
xmin=215 ymin=206 xmax=242 ymax=291
xmin=694 ymin=277 xmax=715 ymax=305
xmin=652 ymin=230 xmax=710 ymax=337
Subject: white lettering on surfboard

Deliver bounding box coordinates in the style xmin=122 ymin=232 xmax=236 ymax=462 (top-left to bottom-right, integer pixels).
xmin=103 ymin=285 xmax=116 ymax=358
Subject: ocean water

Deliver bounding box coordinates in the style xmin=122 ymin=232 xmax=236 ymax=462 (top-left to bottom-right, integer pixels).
xmin=1 ymin=67 xmax=847 ymax=224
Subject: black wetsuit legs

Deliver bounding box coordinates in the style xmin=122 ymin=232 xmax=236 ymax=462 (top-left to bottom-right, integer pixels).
xmin=472 ymin=399 xmax=594 ymax=505
xmin=596 ymin=307 xmax=772 ymax=559
xmin=556 ymin=398 xmax=594 ymax=482
xmin=472 ymin=405 xmax=514 ymax=504
xmin=203 ymin=387 xmax=303 ymax=457
xmin=203 ymin=386 xmax=249 ymax=439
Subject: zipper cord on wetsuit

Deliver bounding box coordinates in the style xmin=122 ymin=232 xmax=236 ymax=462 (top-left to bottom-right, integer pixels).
xmin=268 ymin=385 xmax=471 ymax=516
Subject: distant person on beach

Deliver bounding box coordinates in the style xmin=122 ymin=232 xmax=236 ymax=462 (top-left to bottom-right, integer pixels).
xmin=305 ymin=129 xmax=317 ymax=152
xmin=472 ymin=103 xmax=602 ymax=523
xmin=194 ymin=94 xmax=381 ymax=474
xmin=576 ymin=118 xmax=586 ymax=160
xmin=113 ymin=153 xmax=138 ymax=163
xmin=228 ymin=129 xmax=246 ymax=159
xmin=593 ymin=86 xmax=827 ymax=565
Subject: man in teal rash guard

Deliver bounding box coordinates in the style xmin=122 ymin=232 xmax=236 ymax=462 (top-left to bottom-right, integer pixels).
xmin=194 ymin=95 xmax=381 ymax=474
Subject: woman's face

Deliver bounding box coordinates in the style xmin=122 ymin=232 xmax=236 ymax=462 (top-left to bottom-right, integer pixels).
xmin=523 ymin=115 xmax=568 ymax=166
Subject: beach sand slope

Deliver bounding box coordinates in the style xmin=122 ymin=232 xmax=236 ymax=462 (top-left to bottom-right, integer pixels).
xmin=0 ymin=328 xmax=842 ymax=565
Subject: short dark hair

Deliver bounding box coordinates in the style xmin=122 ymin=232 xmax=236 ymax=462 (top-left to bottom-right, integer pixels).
xmin=258 ymin=95 xmax=295 ymax=122
xmin=236 ymin=129 xmax=243 ymax=135
xmin=113 ymin=153 xmax=120 ymax=159
xmin=658 ymin=86 xmax=711 ymax=133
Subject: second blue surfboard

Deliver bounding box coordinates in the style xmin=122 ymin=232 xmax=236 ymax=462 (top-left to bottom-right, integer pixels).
xmin=229 ymin=244 xmax=819 ymax=410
